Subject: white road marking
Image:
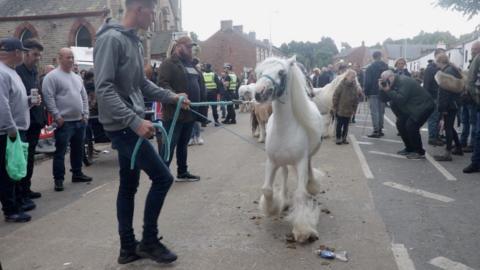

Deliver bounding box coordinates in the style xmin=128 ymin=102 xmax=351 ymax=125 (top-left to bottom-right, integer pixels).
xmin=357 ymin=141 xmax=374 ymax=145
xmin=355 ymin=125 xmax=373 ymax=129
xmin=83 ymin=183 xmax=108 ymax=197
xmin=363 ymin=136 xmax=403 ymax=144
xmin=383 ymin=182 xmax=455 ymax=203
xmin=429 ymin=257 xmax=475 ymax=270
xmin=391 ymin=243 xmax=416 ymax=270
xmin=369 ymin=151 xmax=405 ymax=159
xmin=384 ymin=115 xmax=396 ymax=127
xmin=349 ymin=134 xmax=374 ymax=179
xmin=425 ymin=153 xmax=457 ymax=181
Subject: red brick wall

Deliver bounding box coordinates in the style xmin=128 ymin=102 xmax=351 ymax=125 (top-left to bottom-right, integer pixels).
xmin=199 ymin=30 xmax=257 ymax=77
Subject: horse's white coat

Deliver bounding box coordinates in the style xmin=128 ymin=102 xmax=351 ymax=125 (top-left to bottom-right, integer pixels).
xmin=255 ymin=56 xmax=324 ymax=243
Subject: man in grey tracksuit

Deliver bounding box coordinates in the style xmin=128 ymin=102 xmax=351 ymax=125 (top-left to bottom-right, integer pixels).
xmin=94 ymin=0 xmax=189 ymax=265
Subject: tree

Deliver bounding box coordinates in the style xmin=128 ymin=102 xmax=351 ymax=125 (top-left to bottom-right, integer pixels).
xmin=436 ymin=0 xmax=480 ymax=19
xmin=341 ymin=42 xmax=352 ymax=51
xmin=279 ymin=37 xmax=338 ymax=70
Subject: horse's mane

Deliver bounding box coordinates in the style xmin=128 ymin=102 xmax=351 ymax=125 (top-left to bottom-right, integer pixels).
xmin=289 ymin=63 xmax=323 ymax=142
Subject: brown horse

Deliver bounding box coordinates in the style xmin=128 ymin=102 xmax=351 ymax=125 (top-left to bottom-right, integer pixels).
xmin=251 ymin=101 xmax=272 ymax=143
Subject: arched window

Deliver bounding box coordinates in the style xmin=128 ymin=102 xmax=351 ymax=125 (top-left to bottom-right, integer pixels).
xmin=20 ymin=29 xmax=34 ymax=43
xmin=75 ymin=26 xmax=92 ymax=47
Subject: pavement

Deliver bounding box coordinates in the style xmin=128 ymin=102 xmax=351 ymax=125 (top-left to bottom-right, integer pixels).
xmin=0 ymin=103 xmax=477 ymax=270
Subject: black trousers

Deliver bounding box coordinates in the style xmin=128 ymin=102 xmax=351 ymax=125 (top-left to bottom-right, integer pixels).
xmin=207 ymin=91 xmax=219 ymax=122
xmin=225 ymin=91 xmax=236 ymax=122
xmin=443 ymin=110 xmax=461 ymax=151
xmin=336 ymin=115 xmax=350 ymax=139
xmin=16 ymin=123 xmax=42 ymax=198
xmin=0 ymin=132 xmax=26 ymax=216
xmin=396 ymin=107 xmax=433 ymax=155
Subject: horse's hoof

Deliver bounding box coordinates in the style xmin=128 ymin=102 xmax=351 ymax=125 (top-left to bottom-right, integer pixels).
xmin=293 ymin=229 xmax=319 ymax=244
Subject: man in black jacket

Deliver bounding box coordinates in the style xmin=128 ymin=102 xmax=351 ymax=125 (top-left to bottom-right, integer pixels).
xmin=15 ymin=39 xmax=45 ymax=208
xmin=380 ymin=70 xmax=434 ymax=159
xmin=423 ymin=48 xmax=446 ymax=146
xmin=364 ymin=51 xmax=388 ymax=138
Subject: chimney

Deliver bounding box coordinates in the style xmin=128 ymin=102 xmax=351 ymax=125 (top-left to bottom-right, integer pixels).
xmin=361 ymin=41 xmax=365 ymax=47
xmin=233 ymin=25 xmax=243 ymax=33
xmin=221 ymin=20 xmax=233 ymax=31
xmin=248 ymin=32 xmax=256 ymax=41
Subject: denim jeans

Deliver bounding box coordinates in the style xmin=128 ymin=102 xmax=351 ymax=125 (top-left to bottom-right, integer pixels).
xmin=428 ymin=104 xmax=440 ymax=140
xmin=106 ymin=128 xmax=174 ymax=249
xmin=191 ymin=122 xmax=200 ymax=139
xmin=0 ymin=132 xmax=26 ymax=216
xmin=160 ymin=121 xmax=195 ymax=175
xmin=368 ymin=95 xmax=384 ymax=133
xmin=53 ymin=121 xmax=86 ymax=181
xmin=471 ymin=110 xmax=480 ymax=165
xmin=443 ymin=111 xmax=461 ymax=151
xmin=461 ymin=104 xmax=478 ymax=146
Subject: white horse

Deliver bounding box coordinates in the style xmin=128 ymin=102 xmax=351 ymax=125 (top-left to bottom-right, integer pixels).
xmin=312 ymin=72 xmax=347 ymax=138
xmin=255 ymin=56 xmax=324 ymax=243
xmin=238 ymin=84 xmax=256 ymax=113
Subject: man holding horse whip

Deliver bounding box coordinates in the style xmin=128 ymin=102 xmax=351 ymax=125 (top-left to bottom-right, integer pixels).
xmin=94 ymin=0 xmax=190 ymax=265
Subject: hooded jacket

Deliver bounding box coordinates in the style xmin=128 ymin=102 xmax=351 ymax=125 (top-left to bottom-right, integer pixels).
xmin=364 ymin=60 xmax=388 ymax=96
xmin=94 ymin=19 xmax=177 ymax=132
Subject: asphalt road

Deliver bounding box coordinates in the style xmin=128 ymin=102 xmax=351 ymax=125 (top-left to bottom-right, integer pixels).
xmin=0 ymin=104 xmax=478 ymax=270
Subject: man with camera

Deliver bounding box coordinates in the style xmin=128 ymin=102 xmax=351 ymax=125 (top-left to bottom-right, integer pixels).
xmin=379 ymin=70 xmax=434 ymax=159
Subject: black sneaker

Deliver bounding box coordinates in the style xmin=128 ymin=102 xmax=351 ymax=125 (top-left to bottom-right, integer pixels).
xmin=54 ymin=180 xmax=64 ymax=192
xmin=176 ymin=172 xmax=200 ymax=182
xmin=221 ymin=120 xmax=231 ymax=124
xmin=72 ymin=173 xmax=93 ymax=183
xmin=379 ymin=131 xmax=385 ymax=137
xmin=118 ymin=241 xmax=141 ymax=265
xmin=451 ymin=148 xmax=464 ymax=156
xmin=406 ymin=152 xmax=426 ymax=160
xmin=5 ymin=212 xmax=31 ymax=223
xmin=136 ymin=239 xmax=177 ymax=264
xmin=397 ymin=149 xmax=411 ymax=156
xmin=463 ymin=145 xmax=474 ymax=153
xmin=28 ymin=191 xmax=42 ymax=199
xmin=367 ymin=132 xmax=381 ymax=138
xmin=21 ymin=198 xmax=36 ymax=212
xmin=463 ymin=163 xmax=480 ymax=174
xmin=230 ymin=120 xmax=237 ymax=124
xmin=214 ymin=121 xmax=220 ymax=127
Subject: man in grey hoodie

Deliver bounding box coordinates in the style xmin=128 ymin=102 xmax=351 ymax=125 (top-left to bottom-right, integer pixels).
xmin=94 ymin=0 xmax=189 ymax=265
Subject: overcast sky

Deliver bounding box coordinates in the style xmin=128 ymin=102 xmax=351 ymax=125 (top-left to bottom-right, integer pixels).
xmin=182 ymin=0 xmax=479 ymax=48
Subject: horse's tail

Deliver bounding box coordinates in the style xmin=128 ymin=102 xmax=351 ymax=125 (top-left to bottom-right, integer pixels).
xmin=251 ymin=106 xmax=259 ymax=134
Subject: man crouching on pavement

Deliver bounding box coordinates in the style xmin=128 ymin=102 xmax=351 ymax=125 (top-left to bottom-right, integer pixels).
xmin=94 ymin=0 xmax=190 ymax=265
xmin=379 ymin=70 xmax=434 ymax=160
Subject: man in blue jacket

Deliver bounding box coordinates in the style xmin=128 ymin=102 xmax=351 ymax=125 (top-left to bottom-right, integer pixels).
xmin=364 ymin=51 xmax=388 ymax=138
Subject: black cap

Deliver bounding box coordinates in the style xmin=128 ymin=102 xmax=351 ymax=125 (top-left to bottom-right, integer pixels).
xmin=0 ymin=37 xmax=30 ymax=52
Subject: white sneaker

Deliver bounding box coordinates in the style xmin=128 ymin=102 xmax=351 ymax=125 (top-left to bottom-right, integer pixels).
xmin=188 ymin=138 xmax=195 ymax=146
xmin=197 ymin=136 xmax=204 ymax=145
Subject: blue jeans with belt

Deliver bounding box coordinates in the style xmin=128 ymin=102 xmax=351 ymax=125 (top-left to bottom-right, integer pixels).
xmin=461 ymin=104 xmax=477 ymax=147
xmin=471 ymin=110 xmax=480 ymax=166
xmin=106 ymin=128 xmax=174 ymax=249
xmin=53 ymin=121 xmax=86 ymax=181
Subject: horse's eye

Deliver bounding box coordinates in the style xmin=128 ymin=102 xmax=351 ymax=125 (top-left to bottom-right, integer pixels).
xmin=278 ymin=70 xmax=285 ymax=76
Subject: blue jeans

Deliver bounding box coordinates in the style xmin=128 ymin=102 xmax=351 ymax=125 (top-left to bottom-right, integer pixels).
xmin=461 ymin=104 xmax=478 ymax=146
xmin=368 ymin=95 xmax=385 ymax=133
xmin=106 ymin=128 xmax=174 ymax=249
xmin=191 ymin=122 xmax=200 ymax=139
xmin=160 ymin=121 xmax=194 ymax=175
xmin=428 ymin=104 xmax=440 ymax=140
xmin=472 ymin=110 xmax=480 ymax=165
xmin=53 ymin=121 xmax=86 ymax=181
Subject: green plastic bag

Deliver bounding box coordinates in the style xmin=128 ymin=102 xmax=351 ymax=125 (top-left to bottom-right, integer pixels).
xmin=5 ymin=131 xmax=29 ymax=181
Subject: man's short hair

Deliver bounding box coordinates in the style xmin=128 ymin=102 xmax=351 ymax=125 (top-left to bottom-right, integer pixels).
xmin=23 ymin=39 xmax=44 ymax=51
xmin=372 ymin=51 xmax=382 ymax=60
xmin=125 ymin=0 xmax=157 ymax=7
xmin=434 ymin=48 xmax=446 ymax=57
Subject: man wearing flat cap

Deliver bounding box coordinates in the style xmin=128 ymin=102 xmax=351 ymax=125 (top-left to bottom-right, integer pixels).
xmin=0 ymin=37 xmax=36 ymax=223
xmin=158 ymin=35 xmax=205 ymax=182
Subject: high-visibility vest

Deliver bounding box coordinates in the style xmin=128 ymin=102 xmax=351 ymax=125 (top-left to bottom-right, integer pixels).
xmin=203 ymin=72 xmax=216 ymax=90
xmin=228 ymin=73 xmax=237 ymax=91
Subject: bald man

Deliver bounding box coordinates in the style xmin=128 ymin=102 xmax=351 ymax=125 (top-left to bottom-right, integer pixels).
xmin=43 ymin=48 xmax=92 ymax=191
xmin=463 ymin=41 xmax=480 ymax=173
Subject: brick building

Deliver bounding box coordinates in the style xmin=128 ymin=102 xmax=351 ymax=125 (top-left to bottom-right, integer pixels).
xmin=199 ymin=20 xmax=284 ymax=77
xmin=0 ymin=0 xmax=181 ymax=67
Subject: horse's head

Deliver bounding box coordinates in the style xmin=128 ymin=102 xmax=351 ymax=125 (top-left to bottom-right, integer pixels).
xmin=254 ymin=56 xmax=296 ymax=102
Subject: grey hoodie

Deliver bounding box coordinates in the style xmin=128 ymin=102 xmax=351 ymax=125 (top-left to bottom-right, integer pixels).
xmin=94 ymin=19 xmax=177 ymax=132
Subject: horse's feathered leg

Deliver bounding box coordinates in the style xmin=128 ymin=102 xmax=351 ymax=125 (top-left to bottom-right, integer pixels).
xmin=307 ymin=158 xmax=321 ymax=196
xmin=280 ymin=166 xmax=290 ymax=211
xmin=289 ymin=157 xmax=320 ymax=243
xmin=260 ymin=158 xmax=280 ymax=216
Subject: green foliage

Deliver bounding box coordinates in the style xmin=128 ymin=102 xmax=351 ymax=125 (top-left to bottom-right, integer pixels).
xmin=279 ymin=37 xmax=338 ymax=70
xmin=383 ymin=31 xmax=458 ymax=45
xmin=436 ymin=0 xmax=480 ymax=19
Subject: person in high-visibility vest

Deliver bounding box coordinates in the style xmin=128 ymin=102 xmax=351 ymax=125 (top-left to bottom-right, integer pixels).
xmin=202 ymin=63 xmax=224 ymax=126
xmin=222 ymin=63 xmax=237 ymax=124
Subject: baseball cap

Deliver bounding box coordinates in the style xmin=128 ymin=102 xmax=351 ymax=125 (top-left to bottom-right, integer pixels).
xmin=0 ymin=37 xmax=30 ymax=52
